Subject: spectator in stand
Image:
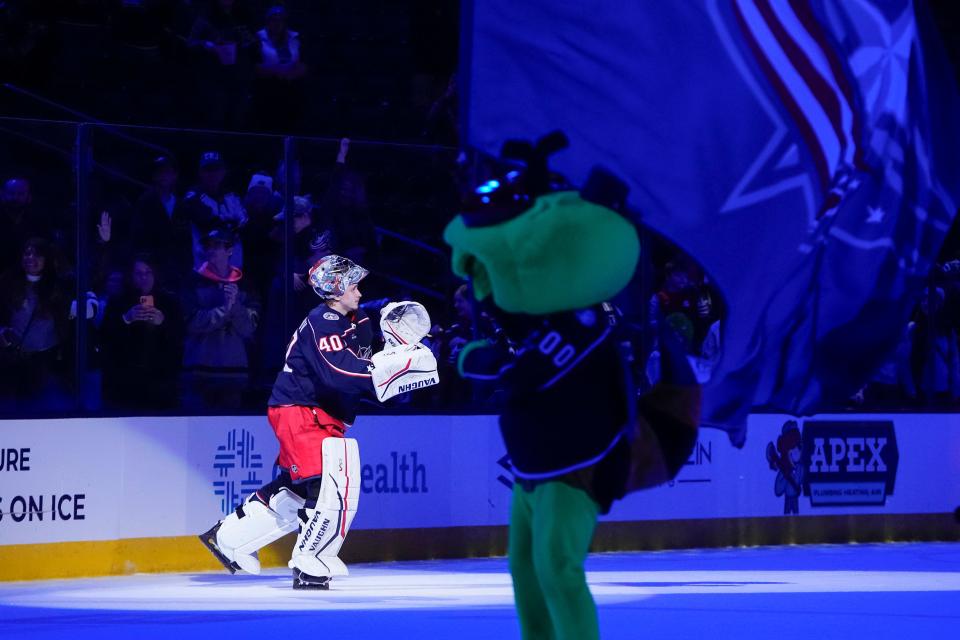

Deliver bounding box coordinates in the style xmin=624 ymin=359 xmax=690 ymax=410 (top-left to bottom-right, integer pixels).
xmin=645 ymin=312 xmax=698 ymax=388
xmin=101 ymin=253 xmax=182 ymax=410
xmin=427 ymin=283 xmax=495 ymax=408
xmin=252 ymin=5 xmax=307 ymax=132
xmin=259 ymin=196 xmax=331 ymax=374
xmin=131 ymin=156 xmax=193 ymax=286
xmin=93 ymin=261 xmax=125 ymax=328
xmin=180 ymin=229 xmax=259 ymax=410
xmin=645 ymin=257 xmax=725 ymax=386
xmin=648 ymin=257 xmax=720 ymax=357
xmin=269 ymin=194 xmax=331 ymax=284
xmin=852 ymin=322 xmax=914 ymax=410
xmin=188 ymin=0 xmax=256 ymax=128
xmin=0 ymin=237 xmax=72 ymax=412
xmin=906 ymin=287 xmax=960 ymax=407
xmin=178 ymin=151 xmax=248 ymax=272
xmin=240 ymin=172 xmax=283 ymax=298
xmin=239 ymin=172 xmax=282 ymax=388
xmin=0 ymin=177 xmax=57 ymax=275
xmin=317 ymin=139 xmax=377 ymax=267
xmin=244 ymin=173 xmax=283 ymax=224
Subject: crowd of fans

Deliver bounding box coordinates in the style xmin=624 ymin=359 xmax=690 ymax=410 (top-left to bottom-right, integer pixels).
xmin=0 ymin=135 xmax=462 ymax=415
xmin=852 ymin=268 xmax=960 ymax=409
xmin=643 ymin=253 xmax=960 ymax=412
xmin=2 ymin=144 xmax=960 ymax=418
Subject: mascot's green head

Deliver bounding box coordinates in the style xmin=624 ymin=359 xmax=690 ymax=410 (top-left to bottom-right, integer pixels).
xmin=444 ymin=132 xmax=640 ymax=315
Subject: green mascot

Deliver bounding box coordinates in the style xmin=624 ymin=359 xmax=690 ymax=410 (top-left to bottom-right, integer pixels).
xmin=445 ymin=132 xmax=702 ymax=640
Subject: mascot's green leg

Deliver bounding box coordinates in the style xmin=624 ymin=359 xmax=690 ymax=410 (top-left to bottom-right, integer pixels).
xmin=509 ymin=481 xmax=600 ymax=640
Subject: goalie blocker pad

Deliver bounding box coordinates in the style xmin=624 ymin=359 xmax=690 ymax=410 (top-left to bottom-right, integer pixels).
xmin=380 ymin=300 xmax=431 ymax=348
xmin=289 ymin=437 xmax=361 ymax=578
xmin=370 ymin=344 xmax=439 ymax=401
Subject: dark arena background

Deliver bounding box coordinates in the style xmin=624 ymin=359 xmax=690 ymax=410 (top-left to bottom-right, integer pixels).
xmin=1 ymin=1 xmax=959 ymax=639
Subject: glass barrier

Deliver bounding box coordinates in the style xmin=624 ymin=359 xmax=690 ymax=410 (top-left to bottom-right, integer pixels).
xmin=1 ymin=116 xmax=958 ymax=417
xmin=86 ymin=123 xmax=286 ymax=414
xmin=81 ymin=124 xmax=468 ymax=415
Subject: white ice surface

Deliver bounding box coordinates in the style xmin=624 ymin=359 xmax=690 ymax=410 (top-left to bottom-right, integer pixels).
xmin=2 ymin=543 xmax=959 ymax=639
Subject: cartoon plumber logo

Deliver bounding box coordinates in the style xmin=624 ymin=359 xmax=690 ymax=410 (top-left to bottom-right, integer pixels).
xmin=765 ymin=420 xmax=804 ymax=515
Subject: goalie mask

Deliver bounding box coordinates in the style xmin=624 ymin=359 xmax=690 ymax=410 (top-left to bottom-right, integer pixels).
xmin=308 ymin=255 xmax=368 ymax=299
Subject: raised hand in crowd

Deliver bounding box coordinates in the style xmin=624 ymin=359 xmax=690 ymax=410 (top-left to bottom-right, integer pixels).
xmin=97 ymin=211 xmax=112 ymax=243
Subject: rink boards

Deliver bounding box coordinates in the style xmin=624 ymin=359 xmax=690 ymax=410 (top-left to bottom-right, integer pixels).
xmin=1 ymin=413 xmax=958 ymax=580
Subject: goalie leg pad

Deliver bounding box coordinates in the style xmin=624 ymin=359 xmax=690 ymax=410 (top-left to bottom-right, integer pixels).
xmin=289 ymin=437 xmax=361 ymax=579
xmin=213 ymin=487 xmax=305 ymax=574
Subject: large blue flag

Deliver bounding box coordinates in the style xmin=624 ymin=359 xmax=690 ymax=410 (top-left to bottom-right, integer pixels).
xmin=463 ymin=0 xmax=960 ymax=438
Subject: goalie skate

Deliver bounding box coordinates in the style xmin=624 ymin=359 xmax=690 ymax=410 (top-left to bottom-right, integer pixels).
xmin=198 ymin=521 xmax=240 ymax=574
xmin=292 ymin=567 xmax=331 ymax=590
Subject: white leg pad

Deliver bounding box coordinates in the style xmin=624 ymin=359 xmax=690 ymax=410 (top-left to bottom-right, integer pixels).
xmin=216 ymin=487 xmax=304 ymax=574
xmin=289 ymin=437 xmax=361 ymax=578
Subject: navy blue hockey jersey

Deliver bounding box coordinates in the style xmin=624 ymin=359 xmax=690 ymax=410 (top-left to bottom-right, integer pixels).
xmin=459 ymin=304 xmax=629 ymax=479
xmin=268 ymin=305 xmax=374 ymax=423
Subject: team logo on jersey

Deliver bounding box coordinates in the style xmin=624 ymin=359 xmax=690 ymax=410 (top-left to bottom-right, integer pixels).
xmin=212 ymin=428 xmax=265 ymax=515
xmin=324 ymin=312 xmax=339 ymax=321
